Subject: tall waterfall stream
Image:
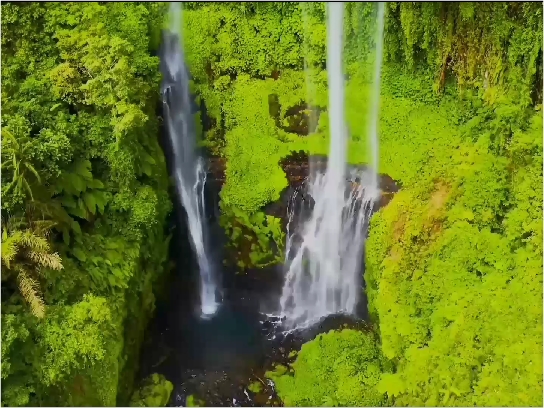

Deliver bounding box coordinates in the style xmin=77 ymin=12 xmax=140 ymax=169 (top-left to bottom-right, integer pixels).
xmin=279 ymin=2 xmax=385 ymax=329
xmin=161 ymin=3 xmax=219 ymax=318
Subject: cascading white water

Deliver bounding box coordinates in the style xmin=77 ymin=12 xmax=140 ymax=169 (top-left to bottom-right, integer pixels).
xmin=279 ymin=2 xmax=385 ymax=329
xmin=161 ymin=2 xmax=219 ymax=318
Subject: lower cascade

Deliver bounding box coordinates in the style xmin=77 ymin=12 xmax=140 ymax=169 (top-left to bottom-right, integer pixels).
xmin=279 ymin=2 xmax=384 ymax=329
xmin=280 ymin=170 xmax=378 ymax=329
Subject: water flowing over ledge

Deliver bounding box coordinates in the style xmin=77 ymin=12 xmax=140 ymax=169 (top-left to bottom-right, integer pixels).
xmin=278 ymin=2 xmax=386 ymax=329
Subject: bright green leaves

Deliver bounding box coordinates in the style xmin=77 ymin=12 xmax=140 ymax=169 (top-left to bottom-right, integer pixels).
xmin=2 ymin=1 xmax=169 ymax=220
xmin=1 ymin=295 xmax=117 ymax=407
xmin=1 ymin=129 xmax=43 ymax=207
xmin=448 ymin=150 xmax=509 ymax=228
xmin=130 ymin=186 xmax=160 ymax=229
xmin=221 ymin=210 xmax=285 ymax=270
xmin=219 ymin=72 xmax=320 ymax=215
xmin=1 ymin=3 xmax=171 ymax=407
xmin=0 ymin=314 xmax=34 ymax=407
xmin=267 ymin=329 xmax=390 ymax=407
xmin=39 ymin=295 xmax=112 ymax=386
xmin=366 ymin=111 xmax=543 ymax=406
xmin=71 ymin=247 xmax=87 ymax=263
xmin=183 ymin=3 xmax=307 ymax=81
xmin=129 ymin=373 xmax=174 ymax=407
xmin=503 ymin=113 xmax=543 ymax=252
xmin=139 ymin=151 xmax=157 ymax=178
xmin=385 ymin=2 xmax=542 ymax=100
xmin=82 ymin=192 xmax=98 ymax=216
xmin=68 ymin=234 xmax=139 ymax=291
xmin=53 ymin=160 xmax=111 ymax=228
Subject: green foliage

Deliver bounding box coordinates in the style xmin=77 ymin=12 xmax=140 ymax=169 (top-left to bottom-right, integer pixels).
xmin=39 ymin=295 xmax=114 ymax=388
xmin=247 ymin=381 xmax=263 ymax=394
xmin=3 ymin=2 xmax=542 ymax=407
xmin=1 ymin=295 xmax=119 ymax=407
xmin=384 ymin=2 xmax=542 ymax=100
xmin=183 ymin=3 xmax=319 ymax=81
xmin=129 ymin=374 xmax=173 ymax=407
xmin=267 ymin=329 xmax=390 ymax=407
xmin=180 ymin=3 xmax=542 ymax=407
xmin=217 ymin=71 xmax=327 ymax=213
xmin=1 ymin=2 xmax=171 ymax=406
xmin=186 ymin=394 xmax=205 ymax=407
xmin=221 ymin=210 xmax=285 ymax=270
xmin=1 ymin=220 xmax=63 ymax=319
xmin=365 ymin=107 xmax=543 ymax=406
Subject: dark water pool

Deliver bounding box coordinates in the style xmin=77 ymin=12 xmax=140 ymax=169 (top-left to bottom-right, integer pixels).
xmin=139 ymin=273 xmax=368 ymax=407
xmin=138 ymin=246 xmax=367 ymax=407
xmin=137 ymin=181 xmax=369 ymax=407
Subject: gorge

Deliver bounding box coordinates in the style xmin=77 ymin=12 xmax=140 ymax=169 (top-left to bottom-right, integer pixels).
xmin=1 ymin=2 xmax=542 ymax=408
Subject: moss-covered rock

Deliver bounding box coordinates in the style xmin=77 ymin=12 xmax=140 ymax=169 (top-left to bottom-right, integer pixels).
xmin=129 ymin=374 xmax=174 ymax=407
xmin=247 ymin=381 xmax=263 ymax=394
xmin=186 ymin=394 xmax=205 ymax=407
xmin=266 ymin=329 xmax=391 ymax=407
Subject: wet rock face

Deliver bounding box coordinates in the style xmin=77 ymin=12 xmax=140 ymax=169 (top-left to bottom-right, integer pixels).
xmin=263 ymin=151 xmax=400 ymax=227
xmin=206 ymin=151 xmax=400 ymax=228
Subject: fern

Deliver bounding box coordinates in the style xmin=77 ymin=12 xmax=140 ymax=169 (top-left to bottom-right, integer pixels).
xmin=15 ymin=266 xmax=45 ymax=319
xmin=1 ymin=129 xmax=42 ymax=202
xmin=1 ymin=222 xmax=63 ymax=318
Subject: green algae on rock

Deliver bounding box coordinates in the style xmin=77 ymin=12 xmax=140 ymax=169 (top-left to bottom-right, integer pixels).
xmin=129 ymin=374 xmax=174 ymax=407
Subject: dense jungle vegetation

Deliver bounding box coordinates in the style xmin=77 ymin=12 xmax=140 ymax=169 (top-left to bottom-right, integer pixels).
xmin=1 ymin=2 xmax=543 ymax=407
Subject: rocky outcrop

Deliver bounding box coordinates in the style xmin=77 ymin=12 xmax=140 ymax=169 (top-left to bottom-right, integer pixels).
xmin=206 ymin=151 xmax=400 ymax=226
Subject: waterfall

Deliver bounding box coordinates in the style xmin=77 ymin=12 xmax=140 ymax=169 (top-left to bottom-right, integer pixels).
xmin=160 ymin=2 xmax=219 ymax=318
xmin=279 ymin=2 xmax=385 ymax=329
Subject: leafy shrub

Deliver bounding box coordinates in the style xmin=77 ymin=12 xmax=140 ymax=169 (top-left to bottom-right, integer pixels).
xmin=267 ymin=329 xmax=391 ymax=407
xmin=129 ymin=374 xmax=173 ymax=407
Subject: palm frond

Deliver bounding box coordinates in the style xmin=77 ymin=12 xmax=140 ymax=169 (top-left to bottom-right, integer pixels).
xmin=20 ymin=230 xmax=50 ymax=253
xmin=30 ymin=220 xmax=57 ymax=236
xmin=28 ymin=251 xmax=63 ymax=271
xmin=2 ymin=217 xmax=62 ymax=316
xmin=13 ymin=154 xmax=20 ymax=176
xmin=15 ymin=267 xmax=45 ymax=319
xmin=24 ymin=162 xmax=41 ymax=183
xmin=2 ymin=180 xmax=16 ymax=196
xmin=1 ymin=129 xmax=18 ymax=147
xmin=22 ymin=177 xmax=34 ymax=201
xmin=4 ymin=216 xmax=26 ymax=232
xmin=21 ymin=143 xmax=32 ymax=155
xmin=1 ymin=234 xmax=19 ymax=268
xmin=1 ymin=160 xmax=13 ymax=170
